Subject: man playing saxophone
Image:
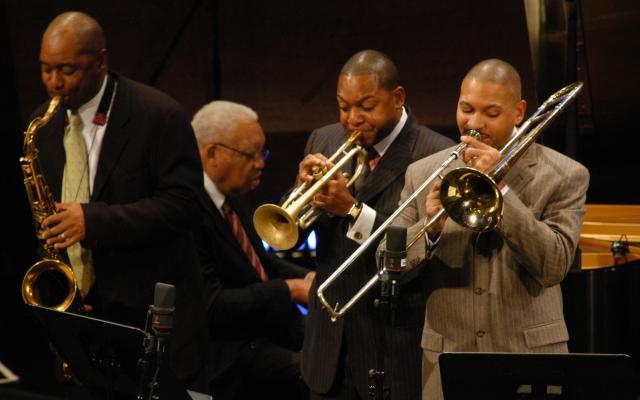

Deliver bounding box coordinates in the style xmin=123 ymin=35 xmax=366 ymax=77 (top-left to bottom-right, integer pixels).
xmin=29 ymin=11 xmax=208 ymax=397
xmin=383 ymin=58 xmax=590 ymax=400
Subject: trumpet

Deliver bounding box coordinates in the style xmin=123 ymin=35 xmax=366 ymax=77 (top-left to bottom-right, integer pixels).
xmin=254 ymin=130 xmax=367 ymax=250
xmin=318 ymin=81 xmax=584 ymax=321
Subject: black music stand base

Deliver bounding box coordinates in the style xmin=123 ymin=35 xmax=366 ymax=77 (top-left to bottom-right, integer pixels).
xmin=27 ymin=304 xmax=190 ymax=400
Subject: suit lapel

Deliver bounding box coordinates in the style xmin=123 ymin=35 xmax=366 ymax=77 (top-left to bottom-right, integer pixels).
xmin=356 ymin=116 xmax=419 ymax=202
xmin=201 ymin=193 xmax=243 ymax=253
xmin=228 ymin=197 xmax=268 ymax=258
xmin=503 ymin=144 xmax=537 ymax=195
xmin=225 ymin=197 xmax=268 ymax=279
xmin=92 ymin=74 xmax=131 ymax=200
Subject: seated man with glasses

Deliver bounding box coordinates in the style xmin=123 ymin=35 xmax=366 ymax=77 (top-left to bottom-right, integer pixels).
xmin=191 ymin=100 xmax=314 ymax=400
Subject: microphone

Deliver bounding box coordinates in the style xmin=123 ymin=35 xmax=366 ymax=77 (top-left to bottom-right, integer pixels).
xmin=138 ymin=282 xmax=174 ymax=400
xmin=150 ymin=282 xmax=175 ymax=338
xmin=384 ymin=225 xmax=407 ymax=272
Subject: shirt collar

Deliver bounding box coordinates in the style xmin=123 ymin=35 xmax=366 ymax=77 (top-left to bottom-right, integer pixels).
xmin=372 ymin=106 xmax=407 ymax=157
xmin=68 ymin=75 xmax=108 ymax=127
xmin=203 ymin=172 xmax=226 ymax=214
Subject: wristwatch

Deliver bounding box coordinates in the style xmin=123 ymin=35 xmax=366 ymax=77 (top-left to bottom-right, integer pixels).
xmin=347 ymin=201 xmax=363 ymax=221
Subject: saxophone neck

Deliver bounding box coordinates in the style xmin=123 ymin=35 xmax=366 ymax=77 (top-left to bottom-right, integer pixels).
xmin=24 ymin=96 xmax=62 ymax=154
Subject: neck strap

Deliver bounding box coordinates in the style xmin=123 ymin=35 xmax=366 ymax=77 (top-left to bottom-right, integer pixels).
xmin=93 ymin=74 xmax=115 ymax=126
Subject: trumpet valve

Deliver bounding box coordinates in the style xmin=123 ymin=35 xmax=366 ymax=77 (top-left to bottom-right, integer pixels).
xmin=311 ymin=165 xmax=323 ymax=180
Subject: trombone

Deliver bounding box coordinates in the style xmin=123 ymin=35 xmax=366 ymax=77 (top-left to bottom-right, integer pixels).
xmin=254 ymin=130 xmax=367 ymax=250
xmin=317 ymin=81 xmax=584 ymax=321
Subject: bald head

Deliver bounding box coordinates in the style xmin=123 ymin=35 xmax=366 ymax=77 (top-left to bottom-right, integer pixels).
xmin=43 ymin=12 xmax=106 ymax=56
xmin=464 ymin=58 xmax=522 ymax=104
xmin=340 ymin=50 xmax=400 ymax=90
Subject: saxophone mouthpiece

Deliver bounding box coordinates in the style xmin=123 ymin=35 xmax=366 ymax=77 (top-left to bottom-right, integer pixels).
xmin=46 ymin=96 xmax=62 ymax=116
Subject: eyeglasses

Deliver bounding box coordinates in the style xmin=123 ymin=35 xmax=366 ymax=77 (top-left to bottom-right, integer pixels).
xmin=215 ymin=143 xmax=270 ymax=162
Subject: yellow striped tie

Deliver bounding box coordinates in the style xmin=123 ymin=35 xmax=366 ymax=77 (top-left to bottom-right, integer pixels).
xmin=62 ymin=112 xmax=95 ymax=297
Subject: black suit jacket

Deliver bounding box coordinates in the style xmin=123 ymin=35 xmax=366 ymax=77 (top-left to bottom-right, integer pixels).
xmin=32 ymin=72 xmax=209 ymax=389
xmin=193 ymin=190 xmax=311 ymax=387
xmin=300 ymin=111 xmax=455 ymax=398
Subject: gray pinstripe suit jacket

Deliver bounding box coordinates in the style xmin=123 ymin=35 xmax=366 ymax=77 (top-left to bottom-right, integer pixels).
xmin=300 ymin=111 xmax=454 ymax=399
xmin=386 ymin=143 xmax=589 ymax=400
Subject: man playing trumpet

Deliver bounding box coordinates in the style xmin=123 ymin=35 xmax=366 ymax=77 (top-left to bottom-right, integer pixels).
xmin=298 ymin=49 xmax=453 ymax=400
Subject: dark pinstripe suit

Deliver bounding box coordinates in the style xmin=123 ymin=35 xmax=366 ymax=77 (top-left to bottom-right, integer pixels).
xmin=300 ymin=111 xmax=454 ymax=399
xmin=386 ymin=144 xmax=589 ymax=399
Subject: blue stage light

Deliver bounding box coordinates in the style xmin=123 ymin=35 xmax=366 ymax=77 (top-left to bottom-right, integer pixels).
xmin=306 ymin=230 xmax=317 ymax=251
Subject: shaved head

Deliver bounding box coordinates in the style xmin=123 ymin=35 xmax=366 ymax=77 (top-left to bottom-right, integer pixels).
xmin=340 ymin=49 xmax=400 ymax=90
xmin=43 ymin=12 xmax=106 ymax=56
xmin=464 ymin=58 xmax=522 ymax=103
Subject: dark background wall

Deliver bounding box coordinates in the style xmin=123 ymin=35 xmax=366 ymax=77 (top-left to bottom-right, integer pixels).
xmin=1 ymin=0 xmax=638 ymax=397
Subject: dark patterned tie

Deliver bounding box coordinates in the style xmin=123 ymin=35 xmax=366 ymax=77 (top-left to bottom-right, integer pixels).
xmin=367 ymin=148 xmax=381 ymax=171
xmin=355 ymin=149 xmax=380 ymax=193
xmin=222 ymin=201 xmax=269 ymax=281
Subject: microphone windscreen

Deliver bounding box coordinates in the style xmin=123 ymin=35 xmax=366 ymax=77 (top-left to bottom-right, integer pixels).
xmin=154 ymin=282 xmax=175 ymax=309
xmin=386 ymin=225 xmax=407 ymax=258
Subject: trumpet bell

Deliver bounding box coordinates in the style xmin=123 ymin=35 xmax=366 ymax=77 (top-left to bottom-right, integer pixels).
xmin=440 ymin=167 xmax=504 ymax=232
xmin=22 ymin=258 xmax=79 ymax=312
xmin=253 ymin=203 xmax=300 ymax=250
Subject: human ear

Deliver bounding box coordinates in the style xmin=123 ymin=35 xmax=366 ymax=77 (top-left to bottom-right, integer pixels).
xmin=393 ymin=85 xmax=406 ymax=109
xmin=514 ymin=99 xmax=527 ymax=125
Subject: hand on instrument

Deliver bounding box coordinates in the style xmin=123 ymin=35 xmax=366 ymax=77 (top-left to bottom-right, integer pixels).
xmin=298 ymin=153 xmax=329 ymax=185
xmin=425 ymin=181 xmax=446 ymax=238
xmin=311 ymin=171 xmax=355 ymax=217
xmin=286 ymin=271 xmax=315 ymax=305
xmin=460 ymin=134 xmax=501 ymax=173
xmin=41 ymin=202 xmax=87 ymax=249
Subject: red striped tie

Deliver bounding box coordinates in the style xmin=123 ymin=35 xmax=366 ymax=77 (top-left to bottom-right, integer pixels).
xmin=368 ymin=150 xmax=381 ymax=171
xmin=222 ymin=201 xmax=269 ymax=281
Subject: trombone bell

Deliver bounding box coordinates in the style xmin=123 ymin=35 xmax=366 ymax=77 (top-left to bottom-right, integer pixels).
xmin=440 ymin=167 xmax=503 ymax=232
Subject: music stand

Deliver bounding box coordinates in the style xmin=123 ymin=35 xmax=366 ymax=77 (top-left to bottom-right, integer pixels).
xmin=27 ymin=304 xmax=190 ymax=400
xmin=439 ymin=352 xmax=637 ymax=400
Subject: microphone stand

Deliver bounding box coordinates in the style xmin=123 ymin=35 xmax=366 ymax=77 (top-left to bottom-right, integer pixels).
xmin=149 ymin=328 xmax=170 ymax=400
xmin=368 ymin=251 xmax=390 ymax=400
xmin=369 ymin=226 xmax=407 ymax=400
xmin=370 ymin=255 xmax=404 ymax=400
xmin=137 ymin=310 xmax=156 ymax=400
xmin=137 ymin=306 xmax=172 ymax=399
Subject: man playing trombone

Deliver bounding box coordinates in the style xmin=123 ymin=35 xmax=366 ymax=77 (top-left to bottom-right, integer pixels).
xmin=382 ymin=58 xmax=589 ymax=400
xmin=297 ymin=50 xmax=454 ymax=400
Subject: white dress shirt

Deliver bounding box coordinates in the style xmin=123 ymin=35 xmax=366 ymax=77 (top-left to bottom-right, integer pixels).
xmin=67 ymin=75 xmax=116 ymax=194
xmin=346 ymin=107 xmax=408 ymax=244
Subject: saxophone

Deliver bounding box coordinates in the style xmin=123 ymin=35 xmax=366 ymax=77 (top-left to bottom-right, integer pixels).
xmin=20 ymin=96 xmax=81 ymax=312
